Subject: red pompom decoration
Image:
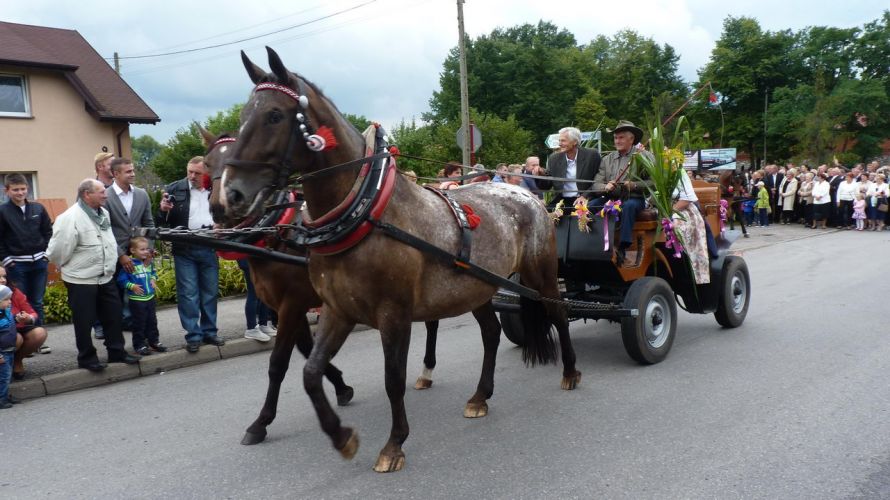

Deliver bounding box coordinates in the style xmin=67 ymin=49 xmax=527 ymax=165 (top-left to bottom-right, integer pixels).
xmin=461 ymin=204 xmax=481 ymax=229
xmin=202 ymin=174 xmax=212 ymax=190
xmin=389 ymin=145 xmax=401 ymax=156
xmin=315 ymin=126 xmax=338 ymax=151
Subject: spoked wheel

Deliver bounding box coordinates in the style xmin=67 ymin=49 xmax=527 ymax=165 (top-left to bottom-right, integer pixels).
xmin=499 ymin=311 xmax=526 ymax=347
xmin=621 ymin=277 xmax=677 ymax=365
xmin=714 ymin=256 xmax=750 ymax=328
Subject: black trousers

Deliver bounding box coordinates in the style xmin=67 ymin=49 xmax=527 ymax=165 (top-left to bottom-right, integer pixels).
xmin=65 ymin=280 xmax=127 ymax=364
xmin=130 ymin=298 xmax=159 ymax=349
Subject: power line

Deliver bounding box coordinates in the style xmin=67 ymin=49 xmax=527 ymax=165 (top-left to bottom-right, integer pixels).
xmin=112 ymin=0 xmax=376 ymax=60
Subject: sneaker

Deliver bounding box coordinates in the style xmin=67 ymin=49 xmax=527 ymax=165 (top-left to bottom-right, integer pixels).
xmin=94 ymin=329 xmax=105 ymax=340
xmin=134 ymin=346 xmax=152 ymax=356
xmin=149 ymin=343 xmax=168 ymax=353
xmin=38 ymin=345 xmax=51 ymax=354
xmin=258 ymin=324 xmax=277 ymax=336
xmin=244 ymin=328 xmax=271 ymax=342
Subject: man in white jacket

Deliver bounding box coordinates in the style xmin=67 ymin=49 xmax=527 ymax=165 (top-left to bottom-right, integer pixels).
xmin=47 ymin=179 xmax=140 ymax=372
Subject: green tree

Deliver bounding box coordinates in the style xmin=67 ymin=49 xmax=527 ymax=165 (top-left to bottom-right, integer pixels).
xmin=343 ymin=113 xmax=372 ymax=133
xmin=148 ymin=104 xmax=243 ymax=184
xmin=131 ymin=135 xmax=164 ymax=189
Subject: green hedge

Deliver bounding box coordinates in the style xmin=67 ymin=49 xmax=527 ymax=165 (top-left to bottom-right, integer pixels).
xmin=44 ymin=258 xmax=247 ymax=324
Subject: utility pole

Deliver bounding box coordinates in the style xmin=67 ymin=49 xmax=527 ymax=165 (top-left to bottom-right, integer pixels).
xmin=762 ymin=89 xmax=768 ymax=166
xmin=456 ymin=0 xmax=471 ymax=169
xmin=114 ymin=52 xmax=120 ymax=74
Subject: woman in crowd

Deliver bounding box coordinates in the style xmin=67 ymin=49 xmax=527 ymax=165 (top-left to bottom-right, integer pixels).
xmin=865 ymin=173 xmax=889 ymax=231
xmin=671 ymin=168 xmax=710 ymax=284
xmin=797 ymin=172 xmax=814 ymax=227
xmin=811 ymin=173 xmax=831 ymax=229
xmin=836 ymin=172 xmax=858 ymax=229
xmin=438 ymin=162 xmax=464 ymax=190
xmin=780 ymin=169 xmax=798 ymax=224
xmin=0 ymin=265 xmax=47 ymax=380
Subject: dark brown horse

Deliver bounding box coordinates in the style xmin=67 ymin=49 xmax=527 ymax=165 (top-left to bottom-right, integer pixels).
xmin=201 ymin=127 xmax=355 ymax=445
xmin=220 ymin=47 xmax=579 ymax=472
xmin=201 ymin=127 xmax=443 ymax=446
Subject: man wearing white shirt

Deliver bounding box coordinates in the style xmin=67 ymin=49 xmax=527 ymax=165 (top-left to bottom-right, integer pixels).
xmin=158 ymin=157 xmax=223 ymax=353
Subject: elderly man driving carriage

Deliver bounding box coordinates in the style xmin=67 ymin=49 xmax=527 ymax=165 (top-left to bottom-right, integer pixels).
xmin=592 ymin=120 xmax=655 ymax=265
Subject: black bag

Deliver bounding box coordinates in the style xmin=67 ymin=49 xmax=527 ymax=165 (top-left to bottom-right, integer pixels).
xmin=878 ymin=197 xmax=889 ymax=213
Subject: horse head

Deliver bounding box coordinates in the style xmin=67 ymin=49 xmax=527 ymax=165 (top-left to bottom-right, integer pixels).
xmin=196 ymin=124 xmax=239 ymax=225
xmin=223 ymin=46 xmax=363 ymax=222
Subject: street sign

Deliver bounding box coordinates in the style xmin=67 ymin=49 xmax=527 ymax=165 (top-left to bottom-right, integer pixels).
xmin=456 ymin=124 xmax=482 ymax=152
xmin=546 ymin=131 xmax=599 ymax=149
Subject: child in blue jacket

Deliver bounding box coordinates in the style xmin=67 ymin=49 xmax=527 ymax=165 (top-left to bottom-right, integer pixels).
xmin=117 ymin=237 xmax=165 ymax=356
xmin=0 ymin=285 xmax=17 ymax=408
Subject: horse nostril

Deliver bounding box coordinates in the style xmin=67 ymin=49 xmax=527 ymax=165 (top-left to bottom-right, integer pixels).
xmin=227 ymin=188 xmax=245 ymax=206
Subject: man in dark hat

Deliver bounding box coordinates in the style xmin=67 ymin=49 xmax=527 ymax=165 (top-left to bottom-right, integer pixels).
xmin=592 ymin=120 xmax=655 ymax=265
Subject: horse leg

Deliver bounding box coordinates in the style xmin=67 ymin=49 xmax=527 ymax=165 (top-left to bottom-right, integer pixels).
xmin=374 ymin=318 xmax=412 ymax=473
xmin=291 ymin=312 xmax=354 ymax=406
xmin=522 ymin=264 xmax=580 ymax=389
xmin=464 ymin=301 xmax=500 ymax=418
xmin=414 ymin=320 xmax=438 ymax=390
xmin=549 ymin=302 xmax=581 ymax=390
xmin=303 ymin=313 xmax=359 ymax=461
xmin=241 ymin=306 xmax=299 ymax=445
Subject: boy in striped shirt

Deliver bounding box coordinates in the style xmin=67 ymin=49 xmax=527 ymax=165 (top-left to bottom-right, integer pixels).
xmin=117 ymin=237 xmax=166 ymax=355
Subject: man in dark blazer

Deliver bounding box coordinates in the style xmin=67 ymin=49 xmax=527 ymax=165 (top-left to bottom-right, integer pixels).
xmin=106 ymin=158 xmax=155 ymax=272
xmin=537 ymin=126 xmax=601 ymax=204
xmin=106 ymin=158 xmax=155 ymax=331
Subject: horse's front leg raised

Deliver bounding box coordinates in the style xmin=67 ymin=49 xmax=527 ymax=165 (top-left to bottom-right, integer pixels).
xmin=374 ymin=318 xmax=412 ymax=472
xmin=292 ymin=313 xmax=354 ymax=406
xmin=303 ymin=313 xmax=359 ymax=460
xmin=464 ymin=301 xmax=500 ymax=418
xmin=414 ymin=320 xmax=438 ymax=390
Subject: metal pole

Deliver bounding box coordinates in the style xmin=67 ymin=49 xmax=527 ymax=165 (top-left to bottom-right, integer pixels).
xmin=456 ymin=0 xmax=471 ymax=169
xmin=763 ymin=89 xmax=768 ymax=165
xmin=114 ymin=51 xmax=120 ymax=74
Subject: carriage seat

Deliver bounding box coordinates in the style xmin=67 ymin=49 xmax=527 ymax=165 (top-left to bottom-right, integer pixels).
xmin=633 ymin=208 xmax=659 ymax=231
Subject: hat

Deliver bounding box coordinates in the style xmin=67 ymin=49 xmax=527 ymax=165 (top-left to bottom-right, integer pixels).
xmin=0 ymin=285 xmax=11 ymax=302
xmin=611 ymin=120 xmax=644 ymax=144
xmin=94 ymin=152 xmax=114 ymax=165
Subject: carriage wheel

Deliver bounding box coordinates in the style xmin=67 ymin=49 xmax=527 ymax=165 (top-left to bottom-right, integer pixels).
xmin=499 ymin=311 xmax=526 ymax=347
xmin=621 ymin=277 xmax=676 ymax=365
xmin=714 ymin=256 xmax=750 ymax=328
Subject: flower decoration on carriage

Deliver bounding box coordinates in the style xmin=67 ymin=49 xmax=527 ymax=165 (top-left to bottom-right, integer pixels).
xmin=550 ymin=199 xmax=565 ymax=224
xmin=571 ymin=198 xmax=592 ymax=233
xmin=632 ymin=118 xmax=692 ymax=259
xmin=598 ymin=199 xmax=622 ymax=219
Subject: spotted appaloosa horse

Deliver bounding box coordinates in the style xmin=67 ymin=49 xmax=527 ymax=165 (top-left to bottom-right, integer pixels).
xmin=220 ymin=47 xmax=579 ymax=472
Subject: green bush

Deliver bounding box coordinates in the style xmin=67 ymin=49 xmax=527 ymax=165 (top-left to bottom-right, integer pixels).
xmin=43 ymin=282 xmax=72 ymax=324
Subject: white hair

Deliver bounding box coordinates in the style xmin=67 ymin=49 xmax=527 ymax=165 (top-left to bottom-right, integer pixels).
xmin=558 ymin=127 xmax=582 ymax=146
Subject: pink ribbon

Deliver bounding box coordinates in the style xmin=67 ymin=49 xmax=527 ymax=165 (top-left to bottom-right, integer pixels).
xmin=661 ymin=217 xmax=684 ymax=258
xmin=719 ymin=199 xmax=729 ymax=233
xmin=599 ymin=200 xmax=622 ymax=251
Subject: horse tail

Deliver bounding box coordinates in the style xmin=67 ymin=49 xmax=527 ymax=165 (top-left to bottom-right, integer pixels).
xmin=519 ymin=294 xmax=558 ymax=366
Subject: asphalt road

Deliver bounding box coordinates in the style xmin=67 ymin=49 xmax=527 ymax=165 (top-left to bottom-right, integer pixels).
xmin=6 ymin=225 xmax=890 ymax=499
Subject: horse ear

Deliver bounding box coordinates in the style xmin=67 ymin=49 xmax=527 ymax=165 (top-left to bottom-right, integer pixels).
xmin=266 ymin=46 xmax=290 ymax=85
xmin=241 ymin=50 xmax=266 ymax=85
xmin=196 ymin=123 xmax=214 ymax=148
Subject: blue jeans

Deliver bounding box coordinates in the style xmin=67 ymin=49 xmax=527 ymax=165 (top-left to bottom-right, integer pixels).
xmin=237 ymin=259 xmax=270 ymax=330
xmin=0 ymin=350 xmax=13 ymax=403
xmin=7 ymin=259 xmax=48 ymax=325
xmin=174 ymin=247 xmax=219 ymax=343
xmin=618 ymin=197 xmax=645 ymax=245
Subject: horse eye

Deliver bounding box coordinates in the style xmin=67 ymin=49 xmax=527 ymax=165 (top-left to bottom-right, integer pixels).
xmin=268 ymin=110 xmax=284 ymax=124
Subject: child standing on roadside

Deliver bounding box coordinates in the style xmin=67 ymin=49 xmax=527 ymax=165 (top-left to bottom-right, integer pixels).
xmin=754 ymin=181 xmax=770 ymax=227
xmin=852 ymin=193 xmax=867 ymax=231
xmin=116 ymin=237 xmax=165 ymax=356
xmin=0 ymin=285 xmax=16 ymax=409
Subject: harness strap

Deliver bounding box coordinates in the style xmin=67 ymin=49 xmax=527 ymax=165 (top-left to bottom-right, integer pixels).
xmin=368 ymin=218 xmax=541 ymax=301
xmin=423 ymin=186 xmax=472 ymax=263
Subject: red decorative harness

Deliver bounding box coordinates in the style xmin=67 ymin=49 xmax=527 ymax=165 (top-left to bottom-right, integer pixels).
xmin=217 ymin=191 xmax=300 ymax=260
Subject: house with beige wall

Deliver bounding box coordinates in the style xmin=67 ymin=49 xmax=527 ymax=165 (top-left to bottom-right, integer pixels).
xmin=0 ymin=21 xmax=159 ymax=207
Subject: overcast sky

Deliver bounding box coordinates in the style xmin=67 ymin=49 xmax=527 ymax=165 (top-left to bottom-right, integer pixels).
xmin=4 ymin=0 xmax=885 ymax=144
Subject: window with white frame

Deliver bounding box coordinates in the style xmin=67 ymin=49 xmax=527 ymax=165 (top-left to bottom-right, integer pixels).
xmin=0 ymin=75 xmax=31 ymax=117
xmin=0 ymin=173 xmax=37 ymax=202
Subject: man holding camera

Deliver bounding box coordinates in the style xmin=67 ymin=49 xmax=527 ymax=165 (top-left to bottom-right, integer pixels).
xmin=159 ymin=156 xmax=223 ymax=353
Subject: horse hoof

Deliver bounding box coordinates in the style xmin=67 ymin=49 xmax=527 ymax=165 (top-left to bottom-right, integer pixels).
xmin=336 ymin=386 xmax=355 ymax=406
xmin=463 ymin=401 xmax=488 ymax=418
xmin=373 ymin=451 xmax=405 ymax=473
xmin=561 ymin=371 xmax=581 ymax=390
xmin=414 ymin=377 xmax=433 ymax=390
xmin=338 ymin=428 xmax=359 ymax=460
xmin=241 ymin=429 xmax=267 ymax=446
